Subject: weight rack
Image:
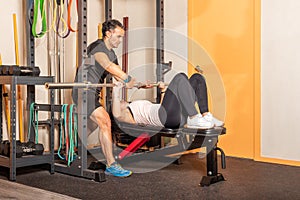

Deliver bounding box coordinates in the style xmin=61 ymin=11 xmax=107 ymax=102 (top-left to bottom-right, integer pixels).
xmin=0 ymin=75 xmax=55 ymax=181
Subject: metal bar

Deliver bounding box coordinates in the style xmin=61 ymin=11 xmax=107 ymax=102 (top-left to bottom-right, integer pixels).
xmin=49 ymin=88 xmax=55 ymax=174
xmin=122 ymin=17 xmax=129 ymax=100
xmin=156 ymin=0 xmax=164 ymax=103
xmin=105 ymin=0 xmax=112 ymax=20
xmin=45 ymin=82 xmax=116 ymax=89
xmin=34 ymin=104 xmax=62 ymax=112
xmin=77 ymin=0 xmax=88 ymax=65
xmin=206 ymin=139 xmax=218 ymax=176
xmin=77 ymin=0 xmax=89 ymax=175
xmin=0 ymin=84 xmax=2 ymax=141
xmin=9 ymin=79 xmax=17 ymax=181
xmin=105 ymin=0 xmax=113 ymax=111
xmin=77 ymin=67 xmax=88 ymax=173
xmin=45 ymin=82 xmax=167 ymax=90
xmin=25 ymin=0 xmax=35 ymax=67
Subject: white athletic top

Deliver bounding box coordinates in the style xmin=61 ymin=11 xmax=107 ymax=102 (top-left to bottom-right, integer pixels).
xmin=128 ymin=100 xmax=163 ymax=127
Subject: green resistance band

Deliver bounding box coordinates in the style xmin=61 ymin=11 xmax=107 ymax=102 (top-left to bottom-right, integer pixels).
xmin=28 ymin=103 xmax=39 ymax=143
xmin=58 ymin=104 xmax=78 ymax=166
xmin=32 ymin=0 xmax=47 ymax=38
xmin=68 ymin=104 xmax=76 ymax=166
xmin=58 ymin=104 xmax=68 ymax=160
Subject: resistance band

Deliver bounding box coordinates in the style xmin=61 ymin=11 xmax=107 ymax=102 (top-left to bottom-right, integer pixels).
xmin=67 ymin=0 xmax=78 ymax=32
xmin=56 ymin=0 xmax=70 ymax=38
xmin=30 ymin=0 xmax=78 ymax=38
xmin=58 ymin=104 xmax=67 ymax=160
xmin=28 ymin=103 xmax=39 ymax=143
xmin=68 ymin=104 xmax=77 ymax=166
xmin=58 ymin=104 xmax=78 ymax=166
xmin=32 ymin=0 xmax=47 ymax=38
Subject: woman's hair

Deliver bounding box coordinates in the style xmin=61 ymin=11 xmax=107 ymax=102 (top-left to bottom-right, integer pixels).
xmin=102 ymin=19 xmax=124 ymax=37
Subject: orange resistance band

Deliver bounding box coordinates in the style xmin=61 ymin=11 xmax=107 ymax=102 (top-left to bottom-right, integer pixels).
xmin=67 ymin=0 xmax=78 ymax=32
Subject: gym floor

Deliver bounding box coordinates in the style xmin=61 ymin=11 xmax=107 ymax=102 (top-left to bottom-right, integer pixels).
xmin=0 ymin=154 xmax=300 ymax=200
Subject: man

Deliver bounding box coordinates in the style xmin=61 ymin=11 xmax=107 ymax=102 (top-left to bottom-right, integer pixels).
xmin=73 ymin=19 xmax=136 ymax=177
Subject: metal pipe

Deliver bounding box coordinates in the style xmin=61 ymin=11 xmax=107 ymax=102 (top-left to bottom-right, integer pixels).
xmin=122 ymin=17 xmax=129 ymax=101
xmin=45 ymin=82 xmax=116 ymax=89
xmin=45 ymin=82 xmax=169 ymax=89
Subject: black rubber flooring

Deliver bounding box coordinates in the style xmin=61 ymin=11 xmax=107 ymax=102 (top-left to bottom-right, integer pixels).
xmin=1 ymin=154 xmax=300 ymax=200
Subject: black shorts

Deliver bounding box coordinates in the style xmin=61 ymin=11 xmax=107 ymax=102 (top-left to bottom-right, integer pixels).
xmin=72 ymin=88 xmax=102 ymax=116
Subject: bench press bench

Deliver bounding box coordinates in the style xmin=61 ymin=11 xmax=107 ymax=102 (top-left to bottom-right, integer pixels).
xmin=113 ymin=121 xmax=226 ymax=186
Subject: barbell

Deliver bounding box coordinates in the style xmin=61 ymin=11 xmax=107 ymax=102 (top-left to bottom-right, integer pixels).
xmin=45 ymin=82 xmax=168 ymax=89
xmin=45 ymin=82 xmax=116 ymax=89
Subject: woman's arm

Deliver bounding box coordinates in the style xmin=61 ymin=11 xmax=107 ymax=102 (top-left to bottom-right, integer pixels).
xmin=112 ymin=81 xmax=135 ymax=123
xmin=112 ymin=82 xmax=123 ymax=119
xmin=158 ymin=82 xmax=167 ymax=104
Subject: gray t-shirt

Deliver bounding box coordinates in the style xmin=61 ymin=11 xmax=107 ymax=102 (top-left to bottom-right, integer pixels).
xmin=73 ymin=39 xmax=119 ymax=100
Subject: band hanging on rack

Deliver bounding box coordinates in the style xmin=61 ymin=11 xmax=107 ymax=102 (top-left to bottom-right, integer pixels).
xmin=55 ymin=0 xmax=70 ymax=38
xmin=31 ymin=0 xmax=78 ymax=38
xmin=67 ymin=0 xmax=78 ymax=32
xmin=58 ymin=104 xmax=78 ymax=166
xmin=32 ymin=0 xmax=47 ymax=38
xmin=28 ymin=103 xmax=39 ymax=143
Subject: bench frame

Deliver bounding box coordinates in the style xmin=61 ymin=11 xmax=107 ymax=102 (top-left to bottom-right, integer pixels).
xmin=114 ymin=122 xmax=226 ymax=186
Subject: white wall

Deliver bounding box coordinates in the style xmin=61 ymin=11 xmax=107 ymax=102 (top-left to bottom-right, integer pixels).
xmin=0 ymin=1 xmax=29 ymax=141
xmin=261 ymin=0 xmax=300 ymax=161
xmin=65 ymin=0 xmax=187 ymax=102
xmin=0 ymin=1 xmax=24 ymax=65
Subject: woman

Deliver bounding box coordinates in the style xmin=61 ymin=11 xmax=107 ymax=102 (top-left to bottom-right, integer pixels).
xmin=112 ymin=73 xmax=223 ymax=129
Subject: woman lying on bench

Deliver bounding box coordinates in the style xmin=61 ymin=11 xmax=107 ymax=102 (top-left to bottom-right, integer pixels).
xmin=112 ymin=73 xmax=223 ymax=129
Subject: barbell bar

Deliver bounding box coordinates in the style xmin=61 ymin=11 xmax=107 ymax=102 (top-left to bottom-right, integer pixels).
xmin=45 ymin=82 xmax=168 ymax=89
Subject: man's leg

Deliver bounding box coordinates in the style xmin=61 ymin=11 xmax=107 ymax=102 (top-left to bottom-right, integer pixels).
xmin=90 ymin=106 xmax=115 ymax=166
xmin=89 ymin=106 xmax=132 ymax=177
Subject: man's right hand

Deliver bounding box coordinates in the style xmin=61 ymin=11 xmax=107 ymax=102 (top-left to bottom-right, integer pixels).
xmin=125 ymin=77 xmax=136 ymax=88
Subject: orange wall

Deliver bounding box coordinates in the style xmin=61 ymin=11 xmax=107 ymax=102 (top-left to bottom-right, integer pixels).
xmin=188 ymin=0 xmax=257 ymax=158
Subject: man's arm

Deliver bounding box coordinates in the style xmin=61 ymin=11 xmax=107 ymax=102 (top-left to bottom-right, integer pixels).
xmin=94 ymin=52 xmax=135 ymax=88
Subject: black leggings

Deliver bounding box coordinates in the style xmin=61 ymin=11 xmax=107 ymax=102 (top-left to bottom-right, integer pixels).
xmin=189 ymin=73 xmax=209 ymax=113
xmin=158 ymin=73 xmax=209 ymax=128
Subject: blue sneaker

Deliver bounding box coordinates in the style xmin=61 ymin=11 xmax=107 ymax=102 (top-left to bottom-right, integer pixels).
xmin=105 ymin=162 xmax=132 ymax=177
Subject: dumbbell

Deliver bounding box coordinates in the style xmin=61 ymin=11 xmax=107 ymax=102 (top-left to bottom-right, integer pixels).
xmin=0 ymin=140 xmax=9 ymax=155
xmin=22 ymin=141 xmax=44 ymax=155
xmin=1 ymin=141 xmax=44 ymax=157
xmin=1 ymin=65 xmax=40 ymax=76
xmin=1 ymin=140 xmax=23 ymax=158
